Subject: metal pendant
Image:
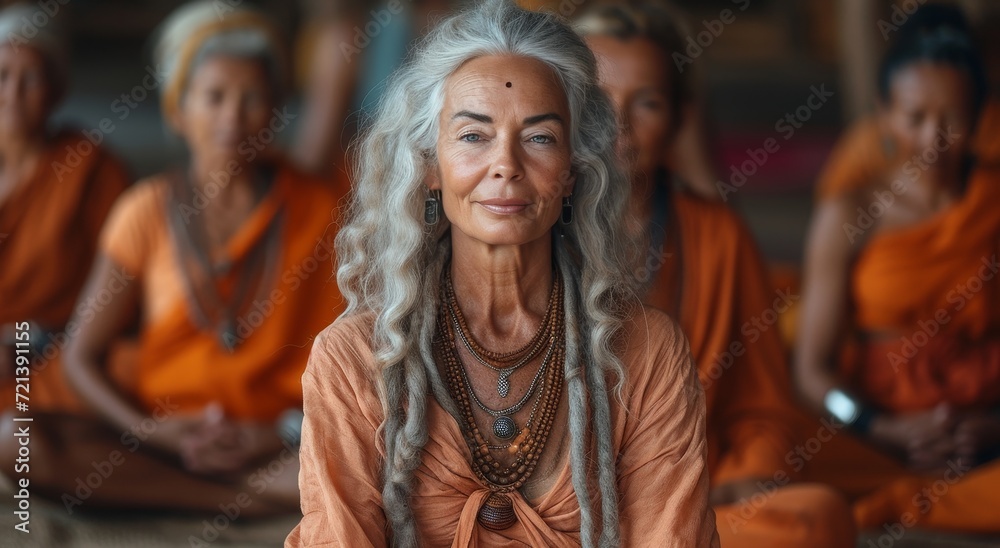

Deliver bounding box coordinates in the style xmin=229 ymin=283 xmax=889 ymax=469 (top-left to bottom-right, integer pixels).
xmin=497 ymin=371 xmax=511 ymax=398
xmin=477 ymin=492 xmax=516 ymax=530
xmin=493 ymin=416 xmax=517 ymax=440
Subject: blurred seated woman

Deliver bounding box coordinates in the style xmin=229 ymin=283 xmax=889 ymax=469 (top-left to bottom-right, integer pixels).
xmin=0 ymin=1 xmax=344 ymax=515
xmin=815 ymin=3 xmax=1000 ymax=201
xmin=521 ymin=0 xmax=723 ymax=201
xmin=574 ymin=2 xmax=855 ymax=546
xmin=795 ymin=7 xmax=1000 ymax=533
xmin=0 ymin=3 xmax=130 ymax=411
xmin=287 ymin=1 xmax=718 ymax=545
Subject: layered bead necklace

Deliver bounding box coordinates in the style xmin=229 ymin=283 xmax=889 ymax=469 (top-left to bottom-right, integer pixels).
xmin=435 ymin=269 xmax=565 ymax=531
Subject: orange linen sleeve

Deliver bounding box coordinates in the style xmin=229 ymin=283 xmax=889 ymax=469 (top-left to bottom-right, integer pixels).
xmin=97 ymin=182 xmax=164 ymax=277
xmin=287 ymin=318 xmax=387 ymax=548
xmin=617 ymin=310 xmax=720 ymax=547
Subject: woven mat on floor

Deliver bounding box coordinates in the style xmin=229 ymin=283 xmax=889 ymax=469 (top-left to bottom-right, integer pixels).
xmin=0 ymin=497 xmax=298 ymax=548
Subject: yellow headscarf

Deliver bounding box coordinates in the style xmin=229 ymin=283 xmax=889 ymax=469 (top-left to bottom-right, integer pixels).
xmin=154 ymin=1 xmax=286 ymax=126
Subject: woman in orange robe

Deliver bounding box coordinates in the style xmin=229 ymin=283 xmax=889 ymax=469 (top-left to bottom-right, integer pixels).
xmin=288 ymin=1 xmax=718 ymax=545
xmin=0 ymin=4 xmax=131 ymax=413
xmin=815 ymin=4 xmax=1000 ymax=202
xmin=573 ymin=2 xmax=855 ymax=546
xmin=795 ymin=3 xmax=1000 ymax=533
xmin=0 ymin=1 xmax=344 ymax=515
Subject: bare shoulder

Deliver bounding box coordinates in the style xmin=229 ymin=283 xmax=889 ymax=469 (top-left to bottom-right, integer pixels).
xmin=809 ymin=188 xmax=870 ymax=254
xmin=113 ymin=175 xmax=169 ymax=211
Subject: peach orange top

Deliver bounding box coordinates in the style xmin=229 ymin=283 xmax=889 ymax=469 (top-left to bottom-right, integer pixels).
xmin=288 ymin=306 xmax=719 ymax=547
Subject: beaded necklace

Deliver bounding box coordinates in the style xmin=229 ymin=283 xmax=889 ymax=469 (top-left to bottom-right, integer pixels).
xmin=434 ymin=269 xmax=565 ymax=531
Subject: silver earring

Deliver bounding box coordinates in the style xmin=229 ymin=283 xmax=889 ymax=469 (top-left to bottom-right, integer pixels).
xmin=424 ymin=189 xmax=442 ymax=225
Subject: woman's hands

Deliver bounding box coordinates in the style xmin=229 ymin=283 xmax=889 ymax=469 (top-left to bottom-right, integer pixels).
xmin=869 ymin=404 xmax=1000 ymax=473
xmin=954 ymin=412 xmax=1000 ymax=468
xmin=145 ymin=403 xmax=284 ymax=476
xmin=870 ymin=404 xmax=957 ymax=472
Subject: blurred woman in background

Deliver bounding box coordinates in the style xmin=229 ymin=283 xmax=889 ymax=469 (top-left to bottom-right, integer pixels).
xmin=524 ymin=0 xmax=723 ymax=202
xmin=574 ymin=1 xmax=855 ymax=546
xmin=1 ymin=1 xmax=344 ymax=515
xmin=815 ymin=3 xmax=1000 ymax=202
xmin=0 ymin=2 xmax=131 ymax=412
xmin=796 ymin=2 xmax=1000 ymax=533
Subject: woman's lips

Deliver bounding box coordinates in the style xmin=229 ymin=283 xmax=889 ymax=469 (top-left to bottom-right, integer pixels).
xmin=477 ymin=199 xmax=530 ymax=215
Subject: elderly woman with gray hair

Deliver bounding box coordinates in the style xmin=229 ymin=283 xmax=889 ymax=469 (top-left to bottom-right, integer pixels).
xmin=288 ymin=1 xmax=718 ymax=546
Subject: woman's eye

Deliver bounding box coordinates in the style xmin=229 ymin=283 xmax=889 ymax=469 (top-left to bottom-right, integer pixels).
xmin=207 ymin=89 xmax=225 ymax=105
xmin=460 ymin=133 xmax=481 ymax=142
xmin=529 ymin=135 xmax=553 ymax=144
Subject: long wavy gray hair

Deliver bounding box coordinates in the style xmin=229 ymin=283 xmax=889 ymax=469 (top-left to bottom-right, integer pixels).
xmin=335 ymin=0 xmax=641 ymax=545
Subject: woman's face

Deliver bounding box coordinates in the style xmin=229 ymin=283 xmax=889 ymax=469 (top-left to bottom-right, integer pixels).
xmin=434 ymin=55 xmax=573 ymax=247
xmin=175 ymin=55 xmax=274 ymax=167
xmin=587 ymin=35 xmax=673 ymax=182
xmin=882 ymin=62 xmax=975 ymax=177
xmin=0 ymin=46 xmax=51 ymax=139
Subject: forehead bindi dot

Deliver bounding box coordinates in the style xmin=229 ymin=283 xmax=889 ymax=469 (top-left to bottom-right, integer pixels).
xmin=505 ymin=82 xmax=512 ymax=88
